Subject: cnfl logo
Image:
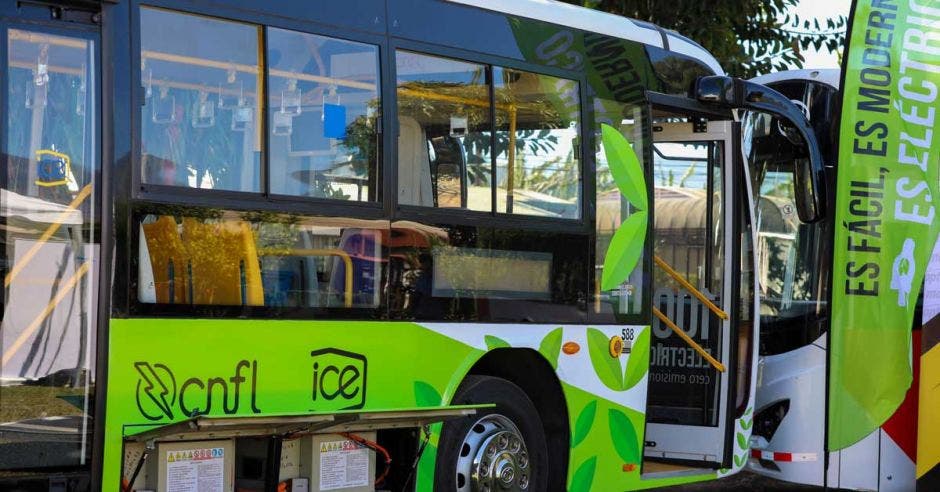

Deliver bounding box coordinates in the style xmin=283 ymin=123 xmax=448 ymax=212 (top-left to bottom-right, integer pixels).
xmin=134 ymin=362 xmax=177 ymax=421
xmin=133 ymin=360 xmax=261 ymax=421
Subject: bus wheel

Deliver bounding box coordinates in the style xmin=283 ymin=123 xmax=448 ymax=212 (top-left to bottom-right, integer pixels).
xmin=437 ymin=375 xmax=548 ymax=491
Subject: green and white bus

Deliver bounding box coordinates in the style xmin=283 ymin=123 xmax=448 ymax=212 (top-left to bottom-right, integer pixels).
xmin=0 ymin=0 xmax=826 ymax=490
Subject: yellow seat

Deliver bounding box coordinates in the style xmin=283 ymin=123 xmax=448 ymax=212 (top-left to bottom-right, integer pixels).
xmin=142 ymin=216 xmax=188 ymax=304
xmin=182 ymin=218 xmax=263 ymax=306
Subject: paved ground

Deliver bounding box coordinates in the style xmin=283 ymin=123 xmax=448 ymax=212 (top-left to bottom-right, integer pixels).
xmin=658 ymin=471 xmax=823 ymax=491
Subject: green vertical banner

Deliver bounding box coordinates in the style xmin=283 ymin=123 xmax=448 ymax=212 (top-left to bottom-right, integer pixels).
xmin=830 ymin=0 xmax=940 ymax=450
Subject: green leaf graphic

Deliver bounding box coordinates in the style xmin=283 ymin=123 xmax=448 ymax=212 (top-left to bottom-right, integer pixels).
xmin=587 ymin=328 xmax=623 ymax=390
xmin=735 ymin=453 xmax=747 ymax=467
xmin=538 ymin=327 xmax=564 ymax=370
xmin=414 ymin=381 xmax=442 ymax=407
xmin=623 ymin=328 xmax=650 ymax=390
xmin=737 ymin=432 xmax=747 ymax=450
xmin=609 ymin=408 xmax=640 ymax=464
xmin=484 ymin=335 xmax=510 ymax=350
xmin=601 ymin=211 xmax=648 ymax=291
xmin=745 ymin=406 xmax=753 ymax=416
xmin=601 ymin=123 xmax=648 ymax=210
xmin=740 ymin=419 xmax=752 ymax=430
xmin=572 ymin=401 xmax=598 ymax=448
xmin=569 ymin=456 xmax=597 ymax=492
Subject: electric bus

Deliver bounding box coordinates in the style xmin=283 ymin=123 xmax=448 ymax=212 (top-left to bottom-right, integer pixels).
xmin=748 ymin=67 xmax=939 ymax=491
xmin=744 ymin=1 xmax=940 ymax=487
xmin=0 ymin=1 xmax=825 ymax=490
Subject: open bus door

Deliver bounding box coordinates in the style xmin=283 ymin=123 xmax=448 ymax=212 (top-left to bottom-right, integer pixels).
xmin=641 ymin=77 xmax=826 ymax=474
xmin=642 ymin=114 xmax=741 ymax=470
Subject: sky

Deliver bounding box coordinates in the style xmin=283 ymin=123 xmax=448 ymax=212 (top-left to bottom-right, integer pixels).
xmin=790 ymin=0 xmax=853 ymax=69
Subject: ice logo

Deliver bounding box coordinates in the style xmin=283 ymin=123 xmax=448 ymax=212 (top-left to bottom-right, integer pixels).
xmin=891 ymin=239 xmax=916 ymax=307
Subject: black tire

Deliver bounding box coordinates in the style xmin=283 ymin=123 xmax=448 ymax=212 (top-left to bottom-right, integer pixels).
xmin=435 ymin=375 xmax=550 ymax=491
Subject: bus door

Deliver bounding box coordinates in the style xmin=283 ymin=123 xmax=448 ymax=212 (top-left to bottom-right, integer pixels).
xmin=0 ymin=2 xmax=102 ymax=486
xmin=642 ymin=114 xmax=742 ymax=469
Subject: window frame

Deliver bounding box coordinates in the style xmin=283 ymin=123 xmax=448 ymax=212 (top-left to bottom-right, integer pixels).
xmin=132 ymin=1 xmax=389 ymax=218
xmin=0 ymin=18 xmax=104 ymax=475
xmin=389 ymin=37 xmax=592 ymax=234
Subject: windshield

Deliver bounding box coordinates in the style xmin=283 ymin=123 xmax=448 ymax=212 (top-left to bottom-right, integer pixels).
xmin=744 ymin=110 xmax=831 ymax=356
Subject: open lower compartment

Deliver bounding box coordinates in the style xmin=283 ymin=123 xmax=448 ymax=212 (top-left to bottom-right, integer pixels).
xmin=121 ymin=406 xmax=487 ymax=492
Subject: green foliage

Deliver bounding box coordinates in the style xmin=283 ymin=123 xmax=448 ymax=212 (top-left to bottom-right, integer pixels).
xmin=484 ymin=335 xmax=511 ymax=350
xmin=538 ymin=327 xmax=564 ymax=370
xmin=572 ymin=400 xmax=598 ymax=447
xmin=600 ymin=210 xmax=647 ymax=291
xmin=561 ymin=0 xmax=846 ymax=78
xmin=622 ymin=328 xmax=649 ymax=390
xmin=608 ymin=408 xmax=641 ymax=464
xmin=569 ymin=456 xmax=598 ymax=492
xmin=414 ymin=381 xmax=443 ymax=406
xmin=587 ymin=328 xmax=623 ymax=390
xmin=602 ymin=124 xmax=647 ymax=210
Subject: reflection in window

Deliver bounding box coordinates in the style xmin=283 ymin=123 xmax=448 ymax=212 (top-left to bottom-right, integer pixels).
xmin=652 ymin=140 xmax=724 ymax=293
xmin=395 ymin=51 xmax=583 ymax=218
xmin=396 ymin=51 xmax=492 ymax=211
xmin=594 ymin=102 xmax=645 ymax=317
xmin=267 ymin=28 xmax=380 ymax=201
xmin=494 ymin=68 xmax=581 ymax=219
xmin=754 ymin=164 xmax=829 ymax=355
xmin=2 ymin=29 xmax=98 ymax=470
xmin=140 ymin=8 xmax=262 ymax=192
xmin=138 ymin=213 xmax=384 ymax=309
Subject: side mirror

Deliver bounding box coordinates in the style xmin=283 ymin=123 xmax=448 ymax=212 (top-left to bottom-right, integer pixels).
xmin=693 ymin=76 xmax=826 ymax=223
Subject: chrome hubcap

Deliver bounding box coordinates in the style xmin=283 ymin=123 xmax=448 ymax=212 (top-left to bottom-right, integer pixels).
xmin=455 ymin=414 xmax=531 ymax=491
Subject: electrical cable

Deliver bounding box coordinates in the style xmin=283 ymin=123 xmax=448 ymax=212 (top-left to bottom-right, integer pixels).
xmin=340 ymin=432 xmax=393 ymax=487
xmin=402 ymin=425 xmax=431 ymax=490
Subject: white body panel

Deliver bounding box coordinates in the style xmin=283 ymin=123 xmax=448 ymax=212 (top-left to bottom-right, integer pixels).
xmin=748 ymin=334 xmax=826 ymax=486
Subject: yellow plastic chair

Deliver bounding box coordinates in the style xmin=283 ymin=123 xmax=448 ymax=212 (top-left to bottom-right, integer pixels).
xmin=181 ymin=218 xmax=263 ymax=306
xmin=142 ymin=216 xmax=188 ymax=304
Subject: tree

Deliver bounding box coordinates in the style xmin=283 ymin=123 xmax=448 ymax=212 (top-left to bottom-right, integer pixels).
xmin=559 ymin=0 xmax=846 ymax=78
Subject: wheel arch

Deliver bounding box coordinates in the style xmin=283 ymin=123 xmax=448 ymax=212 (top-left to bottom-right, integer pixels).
xmin=461 ymin=348 xmax=571 ymax=487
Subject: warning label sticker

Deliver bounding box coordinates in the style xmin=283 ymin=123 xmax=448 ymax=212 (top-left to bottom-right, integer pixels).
xmin=166 ymin=447 xmax=224 ymax=492
xmin=319 ymin=440 xmax=369 ymax=490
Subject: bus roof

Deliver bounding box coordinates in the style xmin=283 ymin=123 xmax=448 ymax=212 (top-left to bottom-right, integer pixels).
xmin=446 ymin=0 xmax=725 ymax=75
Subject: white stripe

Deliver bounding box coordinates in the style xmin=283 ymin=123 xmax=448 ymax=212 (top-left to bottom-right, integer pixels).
xmin=446 ymin=0 xmax=724 ymax=75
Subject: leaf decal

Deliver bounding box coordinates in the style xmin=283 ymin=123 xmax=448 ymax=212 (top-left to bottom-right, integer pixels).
xmin=740 ymin=419 xmax=752 ymax=430
xmin=484 ymin=335 xmax=510 ymax=350
xmin=587 ymin=328 xmax=623 ymax=390
xmin=622 ymin=328 xmax=650 ymax=390
xmin=601 ymin=211 xmax=648 ymax=291
xmin=571 ymin=401 xmax=598 ymax=448
xmin=538 ymin=327 xmax=564 ymax=370
xmin=744 ymin=406 xmax=753 ymax=416
xmin=414 ymin=381 xmax=442 ymax=407
xmin=569 ymin=456 xmax=597 ymax=492
xmin=601 ymin=123 xmax=648 ymax=210
xmin=737 ymin=432 xmax=747 ymax=450
xmin=608 ymin=408 xmax=640 ymax=464
xmin=734 ymin=453 xmax=747 ymax=467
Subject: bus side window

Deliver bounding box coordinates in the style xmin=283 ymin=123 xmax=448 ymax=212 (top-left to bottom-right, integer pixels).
xmin=138 ymin=214 xmax=386 ymax=310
